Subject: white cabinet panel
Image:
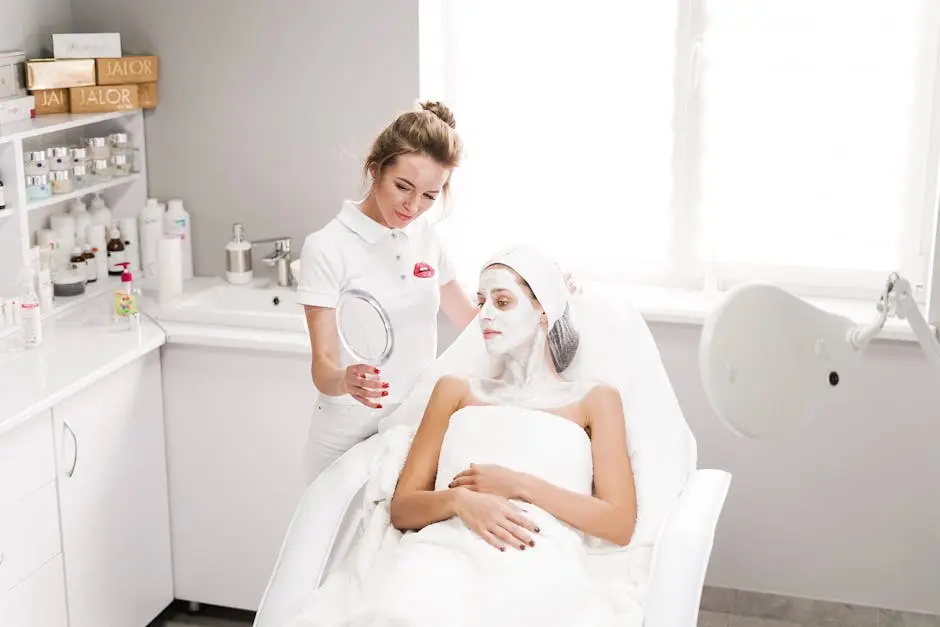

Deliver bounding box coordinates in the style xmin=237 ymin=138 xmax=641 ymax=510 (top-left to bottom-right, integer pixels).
xmin=162 ymin=343 xmax=313 ymax=610
xmin=0 ymin=412 xmax=55 ymax=511
xmin=53 ymin=350 xmax=173 ymax=627
xmin=0 ymin=555 xmax=68 ymax=627
xmin=0 ymin=482 xmax=61 ymax=593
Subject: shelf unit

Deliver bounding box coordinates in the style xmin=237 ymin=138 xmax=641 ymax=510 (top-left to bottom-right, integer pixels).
xmin=0 ymin=109 xmax=148 ymax=323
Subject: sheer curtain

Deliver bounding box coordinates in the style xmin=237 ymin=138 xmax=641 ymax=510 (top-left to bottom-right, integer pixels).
xmin=429 ymin=1 xmax=680 ymax=290
xmin=693 ymin=0 xmax=937 ymax=296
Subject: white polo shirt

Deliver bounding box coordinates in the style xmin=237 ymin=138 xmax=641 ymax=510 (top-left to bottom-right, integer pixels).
xmin=297 ymin=199 xmax=456 ymax=407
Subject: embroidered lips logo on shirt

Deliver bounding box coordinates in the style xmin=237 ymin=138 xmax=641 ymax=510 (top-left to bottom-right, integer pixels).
xmin=413 ymin=262 xmax=435 ymax=279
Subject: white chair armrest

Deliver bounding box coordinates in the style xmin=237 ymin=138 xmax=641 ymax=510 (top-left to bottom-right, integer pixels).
xmin=252 ymin=434 xmax=380 ymax=627
xmin=644 ymin=469 xmax=732 ymax=627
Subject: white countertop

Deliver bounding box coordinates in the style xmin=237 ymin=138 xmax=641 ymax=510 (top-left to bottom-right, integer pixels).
xmin=0 ymin=290 xmax=167 ymax=437
xmin=1 ymin=271 xmax=931 ymax=439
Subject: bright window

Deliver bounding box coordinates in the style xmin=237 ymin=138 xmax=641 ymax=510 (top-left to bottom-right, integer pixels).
xmin=421 ymin=0 xmax=940 ymax=303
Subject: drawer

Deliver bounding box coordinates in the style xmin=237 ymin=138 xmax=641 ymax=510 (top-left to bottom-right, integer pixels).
xmin=0 ymin=554 xmax=68 ymax=627
xmin=0 ymin=413 xmax=56 ymax=511
xmin=0 ymin=482 xmax=61 ymax=593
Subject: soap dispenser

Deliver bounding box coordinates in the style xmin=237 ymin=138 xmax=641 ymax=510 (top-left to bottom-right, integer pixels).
xmin=113 ymin=262 xmax=141 ymax=330
xmin=225 ymin=223 xmax=253 ymax=285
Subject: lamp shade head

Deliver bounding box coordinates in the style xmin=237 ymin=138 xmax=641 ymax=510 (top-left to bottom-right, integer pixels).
xmin=699 ymin=283 xmax=863 ymax=440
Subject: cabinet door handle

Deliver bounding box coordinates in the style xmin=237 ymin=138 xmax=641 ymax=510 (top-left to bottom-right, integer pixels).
xmin=63 ymin=420 xmax=78 ymax=478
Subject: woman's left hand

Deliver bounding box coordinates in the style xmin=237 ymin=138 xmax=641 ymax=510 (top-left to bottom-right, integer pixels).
xmin=449 ymin=463 xmax=526 ymax=501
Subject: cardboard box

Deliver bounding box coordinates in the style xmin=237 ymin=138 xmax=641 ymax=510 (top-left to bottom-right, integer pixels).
xmin=96 ymin=56 xmax=158 ymax=85
xmin=137 ymin=82 xmax=158 ymax=109
xmin=69 ymin=84 xmax=138 ymax=113
xmin=52 ymin=33 xmax=122 ymax=59
xmin=0 ymin=51 xmax=27 ymax=99
xmin=0 ymin=95 xmax=36 ymax=125
xmin=27 ymin=59 xmax=96 ymax=91
xmin=32 ymin=88 xmax=70 ymax=115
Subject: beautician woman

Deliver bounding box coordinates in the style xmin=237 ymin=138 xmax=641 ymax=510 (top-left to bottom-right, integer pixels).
xmin=296 ymin=101 xmax=479 ymax=484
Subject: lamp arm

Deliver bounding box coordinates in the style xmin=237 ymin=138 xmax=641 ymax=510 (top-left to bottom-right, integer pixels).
xmin=891 ymin=277 xmax=940 ymax=378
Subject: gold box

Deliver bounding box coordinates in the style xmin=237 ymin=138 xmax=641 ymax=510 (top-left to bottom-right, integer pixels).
xmin=26 ymin=59 xmax=96 ymax=90
xmin=69 ymin=84 xmax=139 ymax=113
xmin=137 ymin=82 xmax=158 ymax=109
xmin=96 ymin=56 xmax=158 ymax=85
xmin=32 ymin=88 xmax=70 ymax=115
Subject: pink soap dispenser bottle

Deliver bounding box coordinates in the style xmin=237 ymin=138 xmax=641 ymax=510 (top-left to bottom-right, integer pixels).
xmin=113 ymin=262 xmax=141 ymax=330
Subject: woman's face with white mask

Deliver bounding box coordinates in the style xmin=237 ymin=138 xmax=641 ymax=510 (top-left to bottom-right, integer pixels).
xmin=476 ymin=265 xmax=543 ymax=356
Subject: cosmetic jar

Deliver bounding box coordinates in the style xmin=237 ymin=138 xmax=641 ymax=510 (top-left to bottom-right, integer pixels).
xmin=111 ymin=154 xmax=131 ymax=177
xmin=49 ymin=146 xmax=72 ymax=172
xmin=24 ymin=150 xmax=48 ymax=176
xmin=84 ymin=136 xmax=110 ymax=160
xmin=50 ymin=169 xmax=74 ymax=195
xmin=25 ymin=174 xmax=52 ymax=201
xmin=90 ymin=158 xmax=112 ymax=182
xmin=109 ymin=132 xmax=138 ymax=172
xmin=73 ymin=164 xmax=90 ymax=189
xmin=70 ymin=147 xmax=89 ymax=168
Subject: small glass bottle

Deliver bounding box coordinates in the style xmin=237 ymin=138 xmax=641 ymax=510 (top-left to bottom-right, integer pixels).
xmin=85 ymin=137 xmax=110 ymax=160
xmin=106 ymin=227 xmax=126 ymax=276
xmin=24 ymin=150 xmax=48 ymax=176
xmin=69 ymin=247 xmax=88 ymax=284
xmin=48 ymin=146 xmax=71 ymax=172
xmin=50 ymin=169 xmax=74 ymax=195
xmin=25 ymin=174 xmax=52 ymax=201
xmin=82 ymin=244 xmax=98 ymax=283
xmin=90 ymin=158 xmax=112 ymax=182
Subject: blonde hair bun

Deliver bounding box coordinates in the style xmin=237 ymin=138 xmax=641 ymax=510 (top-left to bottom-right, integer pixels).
xmin=420 ymin=100 xmax=457 ymax=129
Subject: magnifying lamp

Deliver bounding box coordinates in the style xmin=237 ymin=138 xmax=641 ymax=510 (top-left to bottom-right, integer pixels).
xmin=699 ymin=273 xmax=940 ymax=440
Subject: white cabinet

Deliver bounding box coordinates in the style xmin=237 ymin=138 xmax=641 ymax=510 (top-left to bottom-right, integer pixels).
xmin=162 ymin=343 xmax=313 ymax=611
xmin=0 ymin=411 xmax=67 ymax=627
xmin=0 ymin=556 xmax=68 ymax=627
xmin=53 ymin=349 xmax=173 ymax=627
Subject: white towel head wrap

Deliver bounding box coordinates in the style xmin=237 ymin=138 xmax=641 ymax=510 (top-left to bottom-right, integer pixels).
xmin=482 ymin=245 xmax=580 ymax=372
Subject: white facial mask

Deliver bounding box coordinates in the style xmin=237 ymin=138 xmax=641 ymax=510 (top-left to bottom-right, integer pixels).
xmin=477 ymin=268 xmax=540 ymax=357
xmin=471 ymin=267 xmax=597 ymax=411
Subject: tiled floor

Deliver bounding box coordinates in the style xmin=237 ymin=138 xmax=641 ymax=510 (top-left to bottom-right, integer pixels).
xmin=148 ymin=604 xmax=848 ymax=627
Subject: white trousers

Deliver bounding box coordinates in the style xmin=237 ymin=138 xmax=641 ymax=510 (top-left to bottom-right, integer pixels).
xmin=302 ymin=399 xmax=398 ymax=485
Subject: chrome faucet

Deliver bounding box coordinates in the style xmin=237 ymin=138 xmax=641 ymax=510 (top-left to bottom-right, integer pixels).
xmin=253 ymin=236 xmax=294 ymax=287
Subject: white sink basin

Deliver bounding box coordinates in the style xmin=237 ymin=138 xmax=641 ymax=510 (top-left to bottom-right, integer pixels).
xmin=155 ymin=279 xmax=307 ymax=333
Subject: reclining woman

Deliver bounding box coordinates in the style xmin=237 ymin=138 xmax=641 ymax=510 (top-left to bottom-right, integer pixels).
xmin=288 ymin=246 xmax=638 ymax=626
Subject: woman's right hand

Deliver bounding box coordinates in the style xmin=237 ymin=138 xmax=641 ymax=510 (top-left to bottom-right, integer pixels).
xmin=452 ymin=487 xmax=539 ymax=551
xmin=343 ymin=364 xmax=389 ymax=409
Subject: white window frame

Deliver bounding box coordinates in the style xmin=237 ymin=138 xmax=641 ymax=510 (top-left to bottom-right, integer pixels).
xmin=419 ymin=0 xmax=940 ymax=325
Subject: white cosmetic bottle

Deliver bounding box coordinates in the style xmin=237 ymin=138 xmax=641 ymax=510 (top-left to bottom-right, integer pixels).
xmin=225 ymin=223 xmax=253 ymax=285
xmin=69 ymin=198 xmax=92 ymax=246
xmin=164 ymin=199 xmax=193 ymax=280
xmin=89 ymin=193 xmax=112 ymax=232
xmin=19 ymin=270 xmax=42 ymax=348
xmin=138 ymin=197 xmax=164 ymax=279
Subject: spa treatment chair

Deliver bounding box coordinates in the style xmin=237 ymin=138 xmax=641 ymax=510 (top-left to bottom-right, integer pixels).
xmin=253 ymin=291 xmax=732 ymax=627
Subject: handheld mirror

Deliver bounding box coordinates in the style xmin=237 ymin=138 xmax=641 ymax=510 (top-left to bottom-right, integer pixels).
xmin=335 ymin=288 xmax=394 ymax=367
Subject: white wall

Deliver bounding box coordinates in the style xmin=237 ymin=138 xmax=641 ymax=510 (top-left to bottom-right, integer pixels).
xmin=0 ymin=0 xmax=71 ymax=56
xmin=70 ymin=0 xmax=420 ymax=277
xmin=67 ymin=0 xmax=940 ymax=615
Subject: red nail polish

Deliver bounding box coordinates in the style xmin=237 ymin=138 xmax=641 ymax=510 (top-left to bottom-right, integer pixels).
xmin=376 ymin=404 xmax=383 ymax=409
xmin=382 ymin=390 xmax=388 ymax=396
xmin=382 ymin=382 xmax=389 ymax=388
xmin=534 ymin=527 xmax=540 ymax=533
xmin=498 ymin=546 xmax=505 ymax=552
xmin=374 ymin=368 xmax=380 ymax=374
